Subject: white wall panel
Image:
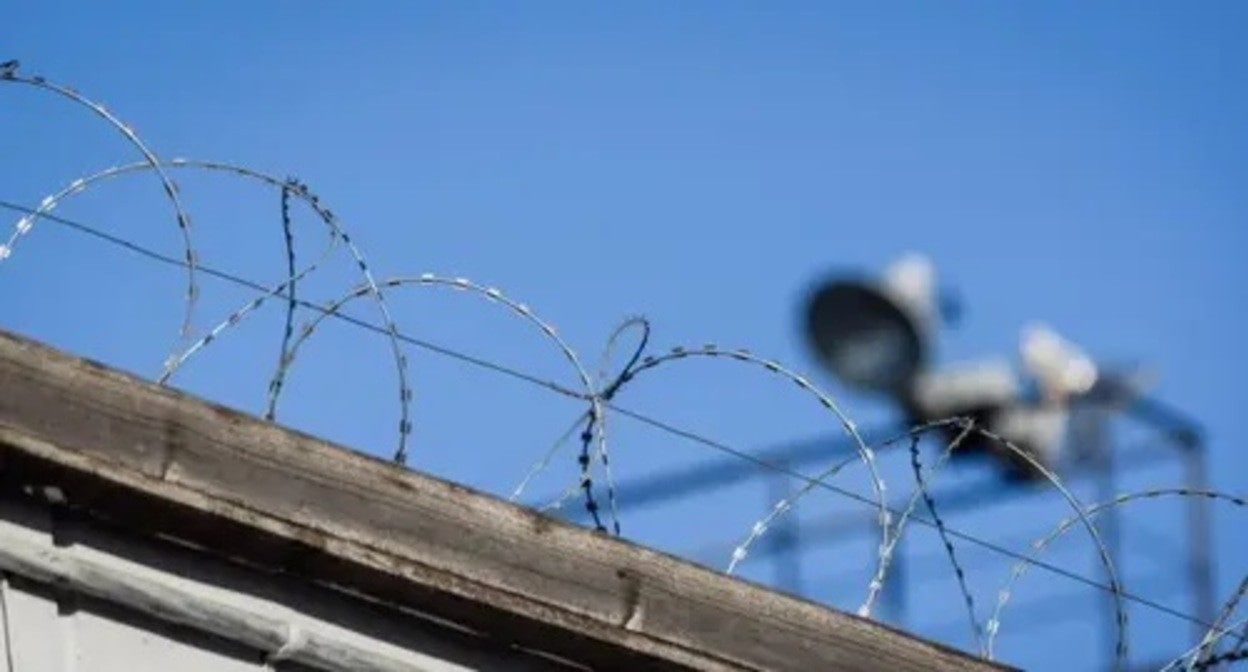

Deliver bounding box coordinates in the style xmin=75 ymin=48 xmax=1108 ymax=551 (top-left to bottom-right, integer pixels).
xmin=0 ymin=495 xmax=563 ymax=672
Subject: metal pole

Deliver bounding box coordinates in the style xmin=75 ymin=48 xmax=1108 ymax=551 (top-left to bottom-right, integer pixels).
xmin=1075 ymin=404 xmax=1120 ymax=671
xmin=1182 ymin=440 xmax=1216 ymax=644
xmin=767 ymin=465 xmax=803 ymax=595
xmin=1114 ymin=393 xmax=1214 ymax=644
xmin=690 ymin=442 xmax=1178 ymax=563
xmin=547 ymin=425 xmax=903 ymax=522
xmin=886 ymin=521 xmax=907 ymax=627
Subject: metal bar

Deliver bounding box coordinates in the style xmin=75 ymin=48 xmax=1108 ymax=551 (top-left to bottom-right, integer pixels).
xmin=1184 ymin=446 xmax=1216 ymax=644
xmin=920 ymin=572 xmax=1183 ymax=642
xmin=885 ymin=518 xmax=907 ymax=626
xmin=563 ymin=391 xmax=1199 ymax=528
xmin=1073 ymin=404 xmax=1121 ymax=672
xmin=548 ymin=425 xmax=902 ymax=519
xmin=1108 ymin=392 xmax=1214 ymax=644
xmin=689 ymin=442 xmax=1179 ymax=563
xmin=767 ymin=466 xmax=803 ymax=595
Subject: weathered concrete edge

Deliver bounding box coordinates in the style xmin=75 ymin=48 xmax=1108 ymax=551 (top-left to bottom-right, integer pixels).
xmin=0 ymin=328 xmax=1012 ymax=672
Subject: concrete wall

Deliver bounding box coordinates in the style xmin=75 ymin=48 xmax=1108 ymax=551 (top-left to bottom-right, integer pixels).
xmin=0 ymin=328 xmax=1007 ymax=672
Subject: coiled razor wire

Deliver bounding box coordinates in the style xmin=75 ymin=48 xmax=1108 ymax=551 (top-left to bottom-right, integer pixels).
xmin=898 ymin=423 xmax=984 ymax=653
xmin=1 ymin=64 xmax=198 ymax=359
xmin=966 ymin=424 xmax=1129 ymax=669
xmin=986 ymin=488 xmax=1246 ymax=666
xmin=274 ymin=185 xmax=300 ymax=398
xmin=7 ymin=191 xmax=1244 ymax=671
xmin=855 ymin=420 xmax=976 ymax=625
xmin=1195 ymin=574 xmax=1248 ymax=669
xmin=1192 ymin=646 xmax=1248 ymax=671
xmin=518 ymin=316 xmax=651 ymax=516
xmin=4 ymin=58 xmax=1245 ymax=672
xmin=720 ymin=417 xmax=1128 ymax=667
xmin=618 ymin=345 xmax=891 ymax=583
xmin=1162 ymin=615 xmax=1248 ymax=672
xmin=6 ymin=157 xmax=412 ymax=464
xmin=262 ymin=274 xmax=618 ymax=531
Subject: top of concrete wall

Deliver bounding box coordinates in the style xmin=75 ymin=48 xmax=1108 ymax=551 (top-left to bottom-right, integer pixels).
xmin=0 ymin=328 xmax=1011 ymax=672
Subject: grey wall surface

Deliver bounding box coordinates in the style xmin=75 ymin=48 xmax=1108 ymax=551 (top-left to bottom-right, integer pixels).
xmin=0 ymin=495 xmax=576 ymax=672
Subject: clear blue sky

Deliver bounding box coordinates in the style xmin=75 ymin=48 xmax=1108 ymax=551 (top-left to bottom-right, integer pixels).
xmin=3 ymin=3 xmax=1245 ymax=670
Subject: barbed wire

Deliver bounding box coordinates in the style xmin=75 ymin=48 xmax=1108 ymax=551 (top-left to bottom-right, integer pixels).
xmin=1192 ymin=646 xmax=1248 ymax=671
xmin=1196 ymin=575 xmax=1248 ymax=668
xmin=721 ymin=413 xmax=1129 ymax=666
xmin=0 ymin=181 xmax=1232 ymax=672
xmin=0 ymin=198 xmax=584 ymax=399
xmin=904 ymin=426 xmax=985 ymax=653
xmin=1163 ymin=616 xmax=1248 ymax=672
xmin=987 ymin=489 xmax=1245 ymax=664
xmin=608 ymin=345 xmax=889 ymax=558
xmin=1 ymin=64 xmax=197 ymax=358
xmin=274 ymin=184 xmax=301 ymax=419
xmin=3 ymin=61 xmax=1243 ymax=671
xmin=263 ymin=274 xmax=614 ymax=531
xmin=2 ymin=155 xmax=414 ymax=464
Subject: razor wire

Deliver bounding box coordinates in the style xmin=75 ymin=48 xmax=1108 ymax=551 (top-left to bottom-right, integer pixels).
xmin=4 ymin=194 xmax=1240 ymax=668
xmin=4 ymin=60 xmax=1245 ymax=672
xmin=1 ymin=63 xmax=197 ymax=358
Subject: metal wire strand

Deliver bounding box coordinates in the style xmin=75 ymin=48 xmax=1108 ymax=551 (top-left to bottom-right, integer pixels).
xmin=5 ymin=157 xmax=411 ymax=463
xmin=985 ymin=489 xmax=1246 ymax=665
xmin=3 ymin=163 xmax=338 ymax=385
xmin=1195 ymin=574 xmax=1248 ymax=669
xmin=947 ymin=423 xmax=1129 ymax=669
xmin=0 ymin=197 xmax=1228 ymax=645
xmin=0 ymin=198 xmax=582 ymax=401
xmin=1191 ymin=645 xmax=1248 ymax=671
xmin=603 ymin=345 xmax=890 ymax=601
xmin=2 ymin=67 xmax=198 ymax=357
xmin=274 ymin=184 xmax=301 ymax=399
xmin=724 ymin=422 xmax=946 ymax=580
xmin=858 ymin=421 xmax=973 ymax=619
xmin=1162 ymin=616 xmax=1248 ymax=672
xmin=266 ymin=274 xmax=601 ymax=472
xmin=510 ymin=412 xmax=590 ymax=504
xmin=895 ymin=426 xmax=983 ymax=653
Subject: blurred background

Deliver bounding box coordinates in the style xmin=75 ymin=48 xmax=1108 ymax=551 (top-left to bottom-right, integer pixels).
xmin=2 ymin=3 xmax=1245 ymax=670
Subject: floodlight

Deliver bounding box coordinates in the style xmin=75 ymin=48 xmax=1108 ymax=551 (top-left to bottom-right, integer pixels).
xmin=903 ymin=358 xmax=1065 ymax=480
xmin=800 ymin=255 xmax=1086 ymax=482
xmin=1020 ymin=322 xmax=1099 ymax=402
xmin=803 ymin=254 xmax=939 ymax=395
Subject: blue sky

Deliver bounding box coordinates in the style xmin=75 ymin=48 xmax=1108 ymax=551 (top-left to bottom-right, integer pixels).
xmin=3 ymin=3 xmax=1246 ymax=670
